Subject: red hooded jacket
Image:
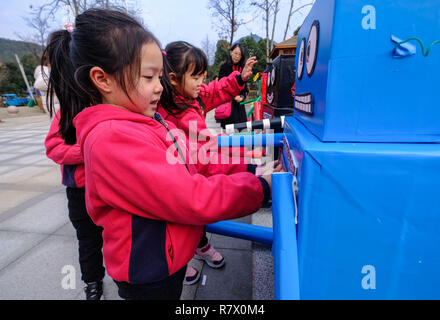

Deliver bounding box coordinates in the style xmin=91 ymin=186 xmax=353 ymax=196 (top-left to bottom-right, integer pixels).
xmin=73 ymin=105 xmax=265 ymax=284
xmin=45 ymin=110 xmax=85 ymax=188
xmin=158 ymin=71 xmax=250 ymax=176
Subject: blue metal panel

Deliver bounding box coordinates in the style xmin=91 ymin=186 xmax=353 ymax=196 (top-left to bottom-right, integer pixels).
xmin=283 ymin=117 xmax=440 ymax=299
xmin=272 ymin=173 xmax=300 ymax=300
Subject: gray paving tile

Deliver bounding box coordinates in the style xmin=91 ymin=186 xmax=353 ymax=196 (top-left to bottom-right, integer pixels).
xmin=0 ymin=230 xmax=47 ymax=271
xmin=53 ymin=221 xmax=77 ymax=238
xmin=0 ymin=192 xmax=69 ymax=234
xmin=0 ymin=190 xmax=42 ymax=213
xmin=252 ymin=243 xmax=274 ymax=300
xmin=195 ymin=248 xmax=253 ymax=300
xmin=0 ymin=235 xmax=83 ymax=300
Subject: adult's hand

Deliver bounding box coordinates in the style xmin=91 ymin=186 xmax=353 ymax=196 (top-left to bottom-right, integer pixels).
xmin=241 ymin=56 xmax=258 ymax=82
xmin=234 ymin=95 xmax=244 ymax=103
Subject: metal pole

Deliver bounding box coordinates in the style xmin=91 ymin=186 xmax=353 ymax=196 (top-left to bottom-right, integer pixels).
xmin=206 ymin=221 xmax=273 ymax=245
xmin=218 ymin=133 xmax=284 ymax=148
xmin=14 ymin=54 xmax=35 ymax=101
xmin=272 ymin=172 xmax=300 ymax=300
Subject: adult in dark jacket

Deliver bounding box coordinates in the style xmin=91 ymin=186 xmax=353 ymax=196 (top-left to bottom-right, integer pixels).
xmin=217 ymin=43 xmax=249 ymax=128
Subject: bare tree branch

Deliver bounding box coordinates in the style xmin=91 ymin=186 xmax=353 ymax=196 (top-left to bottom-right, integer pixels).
xmin=208 ymin=0 xmax=248 ymax=46
xmin=283 ymin=0 xmax=314 ymax=40
xmin=40 ymin=0 xmax=142 ymax=20
xmin=270 ymin=0 xmax=280 ymax=52
xmin=251 ymin=0 xmax=277 ymax=58
xmin=201 ymin=35 xmax=216 ymax=65
xmin=15 ymin=5 xmax=51 ymax=59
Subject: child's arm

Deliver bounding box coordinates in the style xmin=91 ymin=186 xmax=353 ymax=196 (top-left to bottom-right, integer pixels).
xmin=198 ymin=71 xmax=244 ymax=113
xmin=200 ymin=57 xmax=258 ymax=113
xmin=45 ymin=110 xmax=83 ymax=165
xmin=87 ymin=124 xmax=267 ymax=226
xmin=171 ymin=110 xmax=253 ymax=176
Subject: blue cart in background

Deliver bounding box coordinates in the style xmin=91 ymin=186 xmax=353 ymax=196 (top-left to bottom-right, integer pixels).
xmin=2 ymin=94 xmax=30 ymax=107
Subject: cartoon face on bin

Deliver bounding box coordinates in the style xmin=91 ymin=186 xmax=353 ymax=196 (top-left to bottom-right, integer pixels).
xmin=293 ymin=0 xmax=440 ymax=143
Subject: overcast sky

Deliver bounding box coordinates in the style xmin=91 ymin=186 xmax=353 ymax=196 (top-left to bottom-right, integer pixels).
xmin=0 ymin=0 xmax=313 ymax=49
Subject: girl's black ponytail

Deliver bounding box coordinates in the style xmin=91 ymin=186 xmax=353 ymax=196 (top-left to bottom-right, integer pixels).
xmin=43 ymin=9 xmax=160 ymax=145
xmin=159 ymin=51 xmax=181 ymax=116
xmin=44 ymin=30 xmax=90 ymax=145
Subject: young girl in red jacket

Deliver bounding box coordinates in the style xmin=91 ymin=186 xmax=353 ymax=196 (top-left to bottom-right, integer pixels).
xmin=44 ymin=9 xmax=273 ymax=300
xmin=158 ymin=41 xmax=261 ymax=284
xmin=45 ymin=109 xmax=105 ymax=300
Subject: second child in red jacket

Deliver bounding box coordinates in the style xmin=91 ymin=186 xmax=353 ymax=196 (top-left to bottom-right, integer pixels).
xmin=45 ymin=110 xmax=105 ymax=300
xmin=158 ymin=41 xmax=259 ymax=284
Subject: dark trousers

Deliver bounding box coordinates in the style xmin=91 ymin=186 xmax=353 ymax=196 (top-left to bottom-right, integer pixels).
xmin=115 ymin=267 xmax=186 ymax=300
xmin=66 ymin=187 xmax=105 ymax=283
xmin=198 ymin=232 xmax=208 ymax=248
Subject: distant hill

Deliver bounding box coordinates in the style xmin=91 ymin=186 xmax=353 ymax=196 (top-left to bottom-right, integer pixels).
xmin=0 ymin=38 xmax=42 ymax=63
xmin=236 ymin=33 xmax=264 ymax=44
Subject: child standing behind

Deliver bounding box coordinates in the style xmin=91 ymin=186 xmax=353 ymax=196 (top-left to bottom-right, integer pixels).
xmin=45 ymin=9 xmax=273 ymax=300
xmin=45 ymin=110 xmax=105 ymax=300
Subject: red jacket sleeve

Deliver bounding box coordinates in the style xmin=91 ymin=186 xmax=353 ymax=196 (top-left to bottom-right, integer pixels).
xmin=199 ymin=71 xmax=245 ymax=114
xmin=168 ymin=111 xmax=249 ymax=177
xmin=85 ymin=122 xmax=263 ymax=226
xmin=45 ymin=110 xmax=83 ymax=165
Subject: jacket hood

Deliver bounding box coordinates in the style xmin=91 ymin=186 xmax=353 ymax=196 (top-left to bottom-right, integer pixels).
xmin=74 ymin=104 xmax=163 ymax=149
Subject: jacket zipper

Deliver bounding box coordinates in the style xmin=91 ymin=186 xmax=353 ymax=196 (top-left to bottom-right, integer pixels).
xmin=154 ymin=113 xmax=190 ymax=172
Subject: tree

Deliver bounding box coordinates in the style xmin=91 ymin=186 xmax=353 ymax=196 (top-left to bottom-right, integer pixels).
xmin=252 ymin=0 xmax=314 ymax=59
xmin=208 ymin=40 xmax=229 ymax=80
xmin=16 ymin=5 xmax=51 ymax=59
xmin=240 ymin=36 xmax=268 ymax=75
xmin=208 ymin=0 xmax=248 ymax=46
xmin=283 ymin=0 xmax=315 ymax=41
xmin=270 ymin=0 xmax=280 ymax=54
xmin=201 ymin=35 xmax=216 ymax=66
xmin=0 ymin=55 xmax=39 ymax=95
xmin=0 ymin=63 xmax=8 ymax=85
xmin=251 ymin=0 xmax=275 ymax=59
xmin=40 ymin=0 xmax=142 ymax=20
xmin=209 ymin=36 xmax=268 ymax=81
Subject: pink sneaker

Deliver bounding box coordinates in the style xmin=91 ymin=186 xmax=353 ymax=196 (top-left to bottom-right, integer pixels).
xmin=183 ymin=265 xmax=200 ymax=285
xmin=195 ymin=244 xmax=225 ymax=269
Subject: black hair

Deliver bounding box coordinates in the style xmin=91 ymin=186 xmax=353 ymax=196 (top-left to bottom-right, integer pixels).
xmin=226 ymin=43 xmax=246 ymax=69
xmin=159 ymin=41 xmax=208 ymax=117
xmin=43 ymin=9 xmax=161 ymax=144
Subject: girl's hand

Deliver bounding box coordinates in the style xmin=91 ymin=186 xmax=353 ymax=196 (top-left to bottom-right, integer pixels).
xmin=234 ymin=95 xmax=244 ymax=103
xmin=241 ymin=56 xmax=258 ymax=82
xmin=260 ymin=160 xmax=285 ymax=195
xmin=260 ymin=160 xmax=283 ymax=176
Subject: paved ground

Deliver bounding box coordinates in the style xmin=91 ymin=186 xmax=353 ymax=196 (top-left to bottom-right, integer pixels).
xmin=0 ymin=106 xmax=274 ymax=300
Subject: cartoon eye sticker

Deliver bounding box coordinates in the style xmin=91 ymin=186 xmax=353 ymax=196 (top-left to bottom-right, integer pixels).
xmin=271 ymin=67 xmax=276 ymax=86
xmin=297 ymin=38 xmax=306 ymax=80
xmin=306 ymin=20 xmax=319 ymax=77
xmin=267 ymin=68 xmax=272 ymax=89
